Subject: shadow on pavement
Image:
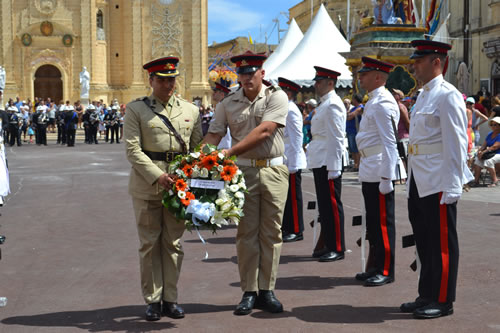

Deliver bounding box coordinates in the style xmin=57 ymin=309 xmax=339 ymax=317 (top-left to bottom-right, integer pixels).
xmin=1 ymin=305 xmax=176 ymax=332
xmin=279 ymin=255 xmax=318 ymax=264
xmin=184 ymin=236 xmax=235 ymax=245
xmin=229 ymin=276 xmax=361 ymax=290
xmin=251 ymin=304 xmax=406 ymax=323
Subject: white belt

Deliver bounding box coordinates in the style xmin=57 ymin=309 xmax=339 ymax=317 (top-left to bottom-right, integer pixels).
xmin=359 ymin=145 xmax=382 ymax=158
xmin=237 ymin=156 xmax=284 ymax=168
xmin=408 ymin=143 xmax=442 ymax=155
xmin=312 ymin=135 xmax=327 ymax=141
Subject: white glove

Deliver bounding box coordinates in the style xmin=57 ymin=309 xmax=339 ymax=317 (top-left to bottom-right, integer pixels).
xmin=379 ymin=179 xmax=394 ymax=195
xmin=288 ymin=168 xmax=297 ymax=174
xmin=328 ymin=170 xmax=341 ymax=179
xmin=440 ymin=191 xmax=461 ymax=205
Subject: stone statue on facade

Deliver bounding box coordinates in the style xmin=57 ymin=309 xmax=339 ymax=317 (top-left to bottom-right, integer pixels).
xmin=79 ymin=66 xmax=90 ymax=99
xmin=0 ymin=66 xmax=5 ymax=91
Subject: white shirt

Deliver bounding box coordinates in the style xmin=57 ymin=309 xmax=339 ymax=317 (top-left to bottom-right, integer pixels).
xmin=408 ymin=75 xmax=473 ymax=197
xmin=356 ymin=86 xmax=400 ymax=182
xmin=284 ymin=100 xmax=307 ymax=171
xmin=306 ymin=89 xmax=346 ymax=171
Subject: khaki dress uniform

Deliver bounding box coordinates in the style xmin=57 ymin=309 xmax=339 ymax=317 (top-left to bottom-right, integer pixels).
xmin=124 ymin=94 xmax=203 ymax=304
xmin=208 ymin=85 xmax=289 ymax=292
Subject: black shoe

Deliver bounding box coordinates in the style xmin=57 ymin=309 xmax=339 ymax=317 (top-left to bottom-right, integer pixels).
xmin=255 ymin=290 xmax=283 ymax=313
xmin=234 ymin=291 xmax=257 ymax=316
xmin=95 ymin=141 xmax=99 ymax=144
xmin=116 ymin=141 xmax=120 ymax=144
xmin=162 ymin=301 xmax=185 ymax=319
xmin=145 ymin=302 xmax=161 ymax=321
xmin=400 ymin=297 xmax=431 ymax=313
xmin=355 ymin=270 xmax=376 ymax=281
xmin=318 ymin=251 xmax=344 ymax=262
xmin=413 ymin=302 xmax=453 ymax=319
xmin=312 ymin=248 xmax=329 ymax=258
xmin=283 ymin=233 xmax=303 ymax=243
xmin=364 ymin=274 xmax=394 ymax=286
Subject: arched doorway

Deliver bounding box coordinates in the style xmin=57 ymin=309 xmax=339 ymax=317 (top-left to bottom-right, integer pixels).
xmin=34 ymin=65 xmax=63 ymax=103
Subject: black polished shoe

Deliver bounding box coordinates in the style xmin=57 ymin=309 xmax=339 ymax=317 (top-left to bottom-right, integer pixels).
xmin=283 ymin=233 xmax=303 ymax=243
xmin=234 ymin=291 xmax=257 ymax=316
xmin=413 ymin=302 xmax=453 ymax=319
xmin=364 ymin=274 xmax=394 ymax=286
xmin=255 ymin=290 xmax=283 ymax=313
xmin=318 ymin=251 xmax=344 ymax=262
xmin=145 ymin=302 xmax=161 ymax=321
xmin=400 ymin=297 xmax=431 ymax=313
xmin=162 ymin=301 xmax=185 ymax=319
xmin=355 ymin=270 xmax=376 ymax=281
xmin=312 ymin=248 xmax=329 ymax=258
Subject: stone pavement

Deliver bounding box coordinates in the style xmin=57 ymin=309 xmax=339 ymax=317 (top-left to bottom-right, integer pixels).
xmin=0 ymin=137 xmax=499 ymax=332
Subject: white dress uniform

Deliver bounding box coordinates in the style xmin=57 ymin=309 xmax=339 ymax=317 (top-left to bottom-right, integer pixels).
xmin=356 ymin=86 xmax=400 ymax=182
xmin=307 ymin=89 xmax=347 ymax=254
xmin=407 ymin=74 xmax=473 ymax=197
xmin=282 ymin=100 xmax=307 ymax=237
xmin=356 ymin=84 xmax=399 ymax=280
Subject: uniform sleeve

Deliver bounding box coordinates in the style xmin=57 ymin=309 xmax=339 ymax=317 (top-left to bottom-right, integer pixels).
xmin=207 ymin=101 xmax=228 ymax=137
xmin=287 ymin=106 xmax=305 ymax=170
xmin=262 ymin=90 xmax=288 ymax=126
xmin=373 ymin=99 xmax=399 ymax=180
xmin=189 ymin=105 xmax=203 ymax=148
xmin=326 ymin=101 xmax=346 ymax=171
xmin=124 ymin=104 xmax=164 ymax=185
xmin=439 ymin=90 xmax=470 ymax=193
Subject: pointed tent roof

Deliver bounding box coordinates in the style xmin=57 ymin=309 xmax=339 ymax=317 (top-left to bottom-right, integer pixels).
xmin=266 ymin=4 xmax=352 ymax=88
xmin=263 ymin=18 xmax=303 ymax=74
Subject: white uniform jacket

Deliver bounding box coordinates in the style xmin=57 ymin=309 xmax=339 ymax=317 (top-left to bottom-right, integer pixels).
xmin=407 ymin=75 xmax=473 ymax=198
xmin=284 ymin=100 xmax=307 ymax=171
xmin=356 ymin=86 xmax=400 ymax=182
xmin=306 ymin=90 xmax=346 ymax=171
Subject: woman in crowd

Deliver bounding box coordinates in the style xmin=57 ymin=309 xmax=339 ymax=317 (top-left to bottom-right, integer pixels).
xmin=471 ymin=117 xmax=500 ymax=187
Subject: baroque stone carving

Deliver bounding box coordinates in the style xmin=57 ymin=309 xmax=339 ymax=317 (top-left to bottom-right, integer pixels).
xmin=35 ymin=0 xmax=58 ymax=16
xmin=151 ymin=1 xmax=183 ymax=58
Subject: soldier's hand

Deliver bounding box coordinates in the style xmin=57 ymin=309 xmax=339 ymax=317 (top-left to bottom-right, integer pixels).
xmin=157 ymin=173 xmax=175 ymax=190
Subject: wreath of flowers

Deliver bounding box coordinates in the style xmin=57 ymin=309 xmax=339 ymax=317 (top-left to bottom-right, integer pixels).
xmin=162 ymin=144 xmax=246 ymax=232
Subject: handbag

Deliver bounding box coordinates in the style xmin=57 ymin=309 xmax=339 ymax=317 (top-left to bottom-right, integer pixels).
xmin=480 ymin=150 xmax=497 ymax=160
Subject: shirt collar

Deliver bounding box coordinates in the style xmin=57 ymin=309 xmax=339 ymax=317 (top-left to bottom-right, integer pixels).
xmin=368 ymin=86 xmax=386 ymax=99
xmin=320 ymin=89 xmax=336 ymax=103
xmin=423 ymin=74 xmax=443 ymax=92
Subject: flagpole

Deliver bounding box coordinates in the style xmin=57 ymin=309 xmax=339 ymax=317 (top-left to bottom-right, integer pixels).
xmin=347 ymin=0 xmax=350 ymax=40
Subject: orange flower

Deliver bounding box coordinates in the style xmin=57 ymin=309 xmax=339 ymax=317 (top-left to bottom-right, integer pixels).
xmin=221 ymin=165 xmax=237 ymax=181
xmin=201 ymin=154 xmax=218 ymax=170
xmin=175 ymin=179 xmax=187 ymax=192
xmin=182 ymin=164 xmax=193 ymax=177
xmin=223 ymin=159 xmax=235 ymax=166
xmin=181 ymin=191 xmax=195 ymax=206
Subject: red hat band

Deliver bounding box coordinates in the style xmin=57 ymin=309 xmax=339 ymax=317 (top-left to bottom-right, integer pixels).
xmin=415 ymin=45 xmax=449 ymax=54
xmin=316 ymin=70 xmax=338 ymax=79
xmin=235 ymin=59 xmax=264 ymax=68
xmin=146 ymin=62 xmax=176 ymax=74
xmin=279 ymin=82 xmax=299 ymax=92
xmin=364 ymin=62 xmax=392 ymax=73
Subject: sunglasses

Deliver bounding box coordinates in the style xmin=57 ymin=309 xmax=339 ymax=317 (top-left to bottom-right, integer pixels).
xmin=491 ymin=123 xmax=499 ymax=127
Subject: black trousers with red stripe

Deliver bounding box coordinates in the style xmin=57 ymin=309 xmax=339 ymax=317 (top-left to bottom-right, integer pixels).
xmin=312 ymin=166 xmax=345 ymax=253
xmin=282 ymin=171 xmax=304 ymax=235
xmin=408 ymin=176 xmax=459 ymax=303
xmin=362 ymin=182 xmax=396 ymax=278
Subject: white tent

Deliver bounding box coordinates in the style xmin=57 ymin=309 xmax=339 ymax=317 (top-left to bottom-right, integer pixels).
xmin=266 ymin=4 xmax=352 ymax=88
xmin=263 ymin=18 xmax=303 ymax=75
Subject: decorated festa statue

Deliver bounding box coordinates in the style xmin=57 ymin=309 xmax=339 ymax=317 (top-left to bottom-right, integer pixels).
xmin=0 ymin=66 xmax=5 ymax=91
xmin=79 ymin=67 xmax=90 ymax=99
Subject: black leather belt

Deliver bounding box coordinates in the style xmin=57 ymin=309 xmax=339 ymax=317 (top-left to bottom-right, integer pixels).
xmin=143 ymin=150 xmax=181 ymax=162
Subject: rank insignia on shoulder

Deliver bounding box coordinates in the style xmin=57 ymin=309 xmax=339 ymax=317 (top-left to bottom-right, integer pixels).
xmin=185 ymin=119 xmax=191 ymax=122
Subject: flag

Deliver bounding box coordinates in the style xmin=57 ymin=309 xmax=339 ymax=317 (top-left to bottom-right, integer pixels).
xmin=426 ymin=0 xmax=438 ymax=31
xmin=248 ymin=32 xmax=253 ymax=45
xmin=428 ymin=0 xmax=444 ymax=37
xmin=339 ymin=21 xmax=347 ymax=40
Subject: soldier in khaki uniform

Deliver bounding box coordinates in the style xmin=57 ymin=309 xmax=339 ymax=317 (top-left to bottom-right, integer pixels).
xmin=124 ymin=56 xmax=203 ymax=321
xmin=204 ymin=51 xmax=289 ymax=316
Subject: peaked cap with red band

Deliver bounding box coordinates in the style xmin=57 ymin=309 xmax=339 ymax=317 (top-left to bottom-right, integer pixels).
xmin=231 ymin=51 xmax=267 ymax=74
xmin=410 ymin=40 xmax=451 ymax=59
xmin=278 ymin=77 xmax=301 ymax=92
xmin=358 ymin=56 xmax=395 ymax=74
xmin=313 ymin=66 xmax=341 ymax=81
xmin=214 ymin=82 xmax=231 ymax=94
xmin=143 ymin=56 xmax=179 ymax=77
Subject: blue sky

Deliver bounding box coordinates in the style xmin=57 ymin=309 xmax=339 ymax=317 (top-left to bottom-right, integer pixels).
xmin=207 ymin=0 xmax=300 ymax=46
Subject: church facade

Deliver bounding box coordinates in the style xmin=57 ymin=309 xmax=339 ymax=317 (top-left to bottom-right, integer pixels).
xmin=0 ymin=0 xmax=211 ymax=105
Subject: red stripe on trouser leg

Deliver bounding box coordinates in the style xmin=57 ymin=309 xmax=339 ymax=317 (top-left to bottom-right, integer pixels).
xmin=378 ymin=192 xmax=391 ymax=276
xmin=328 ymin=179 xmax=341 ymax=252
xmin=290 ymin=173 xmax=299 ymax=233
xmin=438 ymin=192 xmax=450 ymax=303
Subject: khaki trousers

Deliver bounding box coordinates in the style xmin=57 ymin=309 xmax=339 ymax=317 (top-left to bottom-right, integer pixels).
xmin=237 ymin=164 xmax=289 ymax=291
xmin=132 ymin=197 xmax=186 ymax=303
